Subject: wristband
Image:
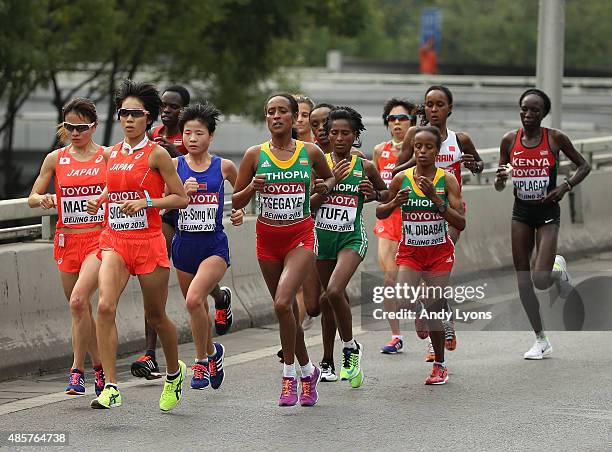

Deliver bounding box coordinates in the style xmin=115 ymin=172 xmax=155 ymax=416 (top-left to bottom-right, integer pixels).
xmin=144 ymin=190 xmax=153 ymax=208
xmin=564 ymin=180 xmax=573 ymax=191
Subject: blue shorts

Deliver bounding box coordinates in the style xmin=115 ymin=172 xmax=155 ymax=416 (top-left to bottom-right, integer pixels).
xmin=171 ymin=230 xmax=230 ymax=275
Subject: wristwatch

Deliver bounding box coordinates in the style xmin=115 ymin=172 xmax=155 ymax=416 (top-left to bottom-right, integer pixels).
xmin=436 ymin=203 xmax=447 ymax=214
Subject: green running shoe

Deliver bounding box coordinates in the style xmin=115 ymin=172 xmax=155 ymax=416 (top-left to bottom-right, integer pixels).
xmin=159 ymin=360 xmax=187 ymax=412
xmin=90 ymin=384 xmax=122 ymax=409
xmin=341 ymin=341 xmax=364 ymax=388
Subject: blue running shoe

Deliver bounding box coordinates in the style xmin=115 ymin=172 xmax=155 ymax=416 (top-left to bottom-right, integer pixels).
xmin=191 ymin=362 xmax=210 ymax=390
xmin=209 ymin=343 xmax=225 ymax=389
xmin=380 ymin=337 xmax=404 ymax=354
xmin=94 ymin=367 xmax=105 ymax=396
xmin=66 ymin=369 xmax=85 ymax=395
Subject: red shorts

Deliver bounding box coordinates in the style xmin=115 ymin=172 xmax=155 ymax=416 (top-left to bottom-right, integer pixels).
xmin=374 ymin=208 xmax=402 ymax=242
xmin=98 ymin=229 xmax=169 ymax=275
xmin=396 ymin=238 xmax=455 ymax=273
xmin=54 ymin=229 xmax=102 ymax=273
xmin=256 ymin=216 xmax=317 ymax=262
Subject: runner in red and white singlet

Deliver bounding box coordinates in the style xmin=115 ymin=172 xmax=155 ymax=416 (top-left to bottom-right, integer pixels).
xmin=28 ymin=98 xmax=107 ymax=399
xmin=88 ymin=80 xmax=189 ymax=412
xmin=373 ymin=98 xmax=417 ymax=356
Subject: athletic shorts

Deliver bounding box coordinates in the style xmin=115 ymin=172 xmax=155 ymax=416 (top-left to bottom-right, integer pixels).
xmin=54 ymin=229 xmax=101 ymax=273
xmin=512 ymin=199 xmax=560 ymax=228
xmin=171 ymin=230 xmax=230 ymax=275
xmin=316 ymin=224 xmax=368 ymax=260
xmin=374 ymin=208 xmax=402 ymax=242
xmin=161 ymin=210 xmax=175 ymax=227
xmin=98 ymin=229 xmax=170 ymax=275
xmin=396 ymin=238 xmax=455 ymax=273
xmin=256 ymin=216 xmax=317 ymax=262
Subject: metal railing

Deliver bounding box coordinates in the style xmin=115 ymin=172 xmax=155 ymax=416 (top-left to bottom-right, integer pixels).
xmin=2 ymin=135 xmax=611 ymax=242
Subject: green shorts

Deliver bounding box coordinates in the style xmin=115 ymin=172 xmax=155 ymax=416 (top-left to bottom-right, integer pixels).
xmin=315 ymin=224 xmax=368 ymax=260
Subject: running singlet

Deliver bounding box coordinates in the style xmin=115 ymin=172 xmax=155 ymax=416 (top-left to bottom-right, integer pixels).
xmin=435 ymin=129 xmax=462 ymax=187
xmin=54 ymin=145 xmax=106 ymax=229
xmin=255 ymin=140 xmax=311 ymax=221
xmin=509 ymin=127 xmax=557 ymax=202
xmin=151 ymin=125 xmax=187 ymax=155
xmin=175 ymin=155 xmax=224 ymax=233
xmin=400 ymin=167 xmax=448 ymax=247
xmin=316 ymin=154 xmax=366 ymax=232
xmin=105 ymin=140 xmax=164 ymax=233
xmin=377 ymin=141 xmax=398 ymax=187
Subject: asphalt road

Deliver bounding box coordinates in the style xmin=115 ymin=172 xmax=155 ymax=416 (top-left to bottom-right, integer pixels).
xmin=1 ymin=253 xmax=612 ymax=451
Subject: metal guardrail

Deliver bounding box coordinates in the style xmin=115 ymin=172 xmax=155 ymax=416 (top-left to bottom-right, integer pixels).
xmin=2 ymin=135 xmax=611 ymax=242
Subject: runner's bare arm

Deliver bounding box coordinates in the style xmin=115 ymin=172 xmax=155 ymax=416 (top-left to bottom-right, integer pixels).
xmin=440 ymin=171 xmax=465 ymax=231
xmin=28 ymin=151 xmax=58 ymax=209
xmin=376 ymin=173 xmax=406 ymax=219
xmin=308 ymin=143 xmax=336 ymax=210
xmin=392 ymin=126 xmax=417 ymax=175
xmin=494 ymin=131 xmax=514 ymax=192
xmin=362 ymin=159 xmax=389 ymax=203
xmin=221 ymin=158 xmax=244 ymax=225
xmin=458 ymin=132 xmax=483 ymax=174
xmin=232 ymin=146 xmax=262 ymax=210
xmin=552 ymin=129 xmax=591 ymax=188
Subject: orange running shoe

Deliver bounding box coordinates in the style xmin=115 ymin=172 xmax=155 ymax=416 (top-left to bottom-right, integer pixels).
xmin=425 ymin=363 xmax=448 ymax=385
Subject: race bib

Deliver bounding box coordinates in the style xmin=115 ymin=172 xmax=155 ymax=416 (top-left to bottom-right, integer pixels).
xmin=258 ymin=182 xmax=305 ymax=221
xmin=402 ymin=211 xmax=446 ymax=246
xmin=315 ymin=194 xmax=358 ymax=232
xmin=108 ymin=191 xmax=148 ymax=231
xmin=178 ymin=192 xmax=219 ymax=232
xmin=512 ymin=167 xmax=549 ymax=201
xmin=60 ymin=184 xmax=105 ymax=225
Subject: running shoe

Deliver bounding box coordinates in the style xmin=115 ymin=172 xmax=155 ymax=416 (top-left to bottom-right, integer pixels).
xmin=342 ymin=341 xmax=364 ymax=388
xmin=425 ymin=363 xmax=448 ymax=385
xmin=215 ymin=287 xmax=233 ymax=335
xmin=278 ymin=377 xmax=298 ymax=406
xmin=523 ymin=337 xmax=553 ymax=360
xmin=415 ymin=300 xmax=429 ymax=339
xmin=299 ymin=366 xmax=321 ymax=406
xmin=553 ymin=255 xmax=573 ymax=298
xmin=302 ymin=315 xmax=314 ymax=331
xmin=65 ymin=369 xmax=85 ymax=395
xmin=380 ymin=337 xmax=404 ymax=354
xmin=443 ymin=318 xmax=457 ymax=351
xmin=208 ymin=343 xmax=225 ymax=389
xmin=94 ymin=367 xmax=105 ymax=397
xmin=190 ymin=362 xmax=209 ymax=390
xmin=130 ymin=355 xmax=163 ymax=380
xmin=159 ymin=360 xmax=187 ymax=412
xmin=425 ymin=340 xmax=435 ymax=362
xmin=90 ymin=384 xmax=121 ymax=409
xmin=319 ymin=360 xmax=338 ymax=382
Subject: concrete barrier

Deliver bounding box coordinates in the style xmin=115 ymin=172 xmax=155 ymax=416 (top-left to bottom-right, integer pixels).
xmin=1 ymin=169 xmax=611 ymax=380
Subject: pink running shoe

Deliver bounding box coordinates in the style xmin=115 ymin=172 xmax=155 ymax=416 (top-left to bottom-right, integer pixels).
xmin=278 ymin=377 xmax=298 ymax=406
xmin=299 ymin=366 xmax=321 ymax=407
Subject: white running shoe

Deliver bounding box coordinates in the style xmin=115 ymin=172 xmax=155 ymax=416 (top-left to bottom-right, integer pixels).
xmin=553 ymin=255 xmax=573 ymax=298
xmin=302 ymin=315 xmax=314 ymax=331
xmin=523 ymin=337 xmax=553 ymax=360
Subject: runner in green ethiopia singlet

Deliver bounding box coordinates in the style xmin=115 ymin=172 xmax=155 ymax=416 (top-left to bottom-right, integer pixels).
xmin=256 ymin=140 xmax=311 ymax=221
xmin=400 ymin=167 xmax=448 ymax=247
xmin=316 ymin=154 xmax=368 ymax=259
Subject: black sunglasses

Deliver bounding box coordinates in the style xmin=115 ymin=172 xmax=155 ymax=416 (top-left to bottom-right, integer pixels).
xmin=117 ymin=108 xmax=149 ymax=119
xmin=63 ymin=122 xmax=95 ymax=133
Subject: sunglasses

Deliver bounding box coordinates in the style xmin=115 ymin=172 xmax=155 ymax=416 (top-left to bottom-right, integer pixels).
xmin=63 ymin=122 xmax=95 ymax=133
xmin=117 ymin=108 xmax=149 ymax=119
xmin=387 ymin=113 xmax=412 ymax=123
